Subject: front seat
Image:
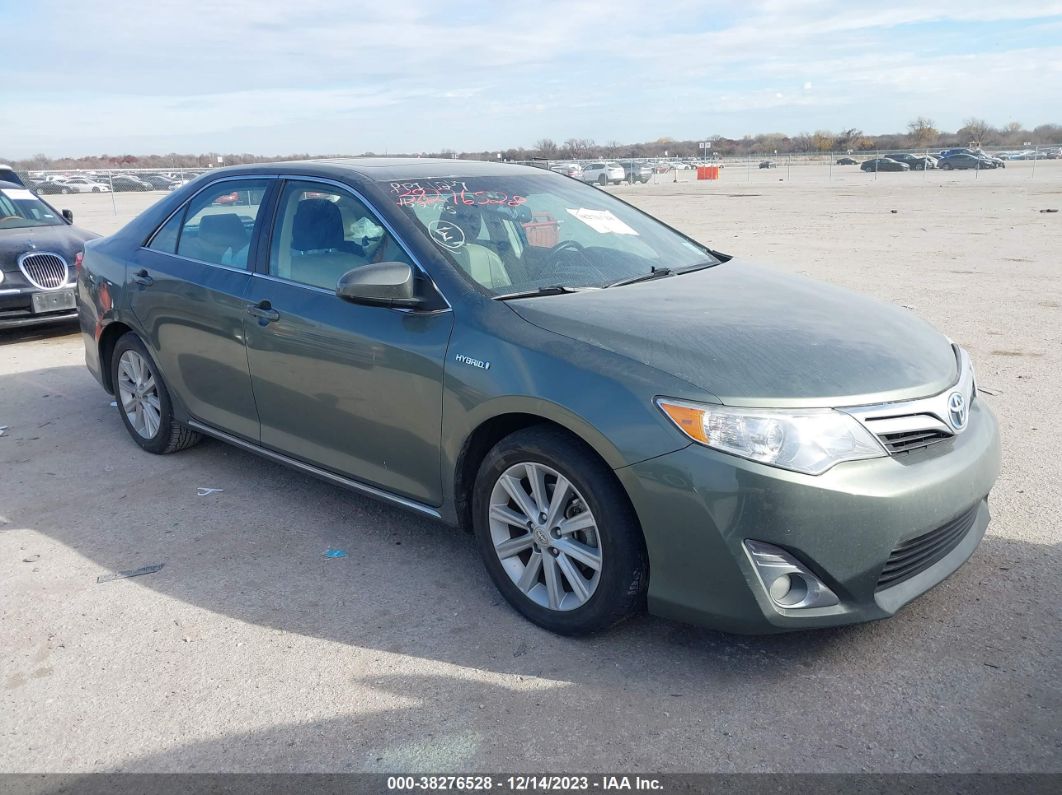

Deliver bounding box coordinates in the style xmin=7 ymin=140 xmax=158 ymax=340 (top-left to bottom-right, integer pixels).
xmin=288 ymin=199 xmax=365 ymax=289
xmin=445 ymin=204 xmax=512 ymax=290
xmin=292 ymin=199 xmax=346 ymax=252
xmin=196 ymin=213 xmax=249 ymax=266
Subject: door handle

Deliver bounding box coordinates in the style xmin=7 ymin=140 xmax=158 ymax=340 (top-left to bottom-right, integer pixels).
xmin=246 ymin=301 xmax=280 ymax=323
xmin=132 ymin=268 xmax=154 ymax=287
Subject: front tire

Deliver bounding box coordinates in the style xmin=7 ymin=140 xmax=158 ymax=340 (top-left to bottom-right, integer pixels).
xmin=472 ymin=426 xmax=648 ymax=635
xmin=111 ymin=333 xmax=201 ymax=454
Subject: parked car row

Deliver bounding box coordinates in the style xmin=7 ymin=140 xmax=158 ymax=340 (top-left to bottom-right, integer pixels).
xmin=25 ymin=171 xmax=207 ymax=196
xmin=995 ymin=149 xmax=1060 ymax=160
xmin=549 ymin=161 xmax=670 ymax=185
xmin=849 ymin=149 xmax=1007 ymax=172
xmin=546 ymin=157 xmax=722 ymax=185
xmin=936 ymin=149 xmax=1005 ymax=169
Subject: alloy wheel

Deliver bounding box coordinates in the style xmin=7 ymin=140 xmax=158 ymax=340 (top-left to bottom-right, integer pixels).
xmin=488 ymin=461 xmax=603 ymax=611
xmin=117 ymin=350 xmax=162 ymax=439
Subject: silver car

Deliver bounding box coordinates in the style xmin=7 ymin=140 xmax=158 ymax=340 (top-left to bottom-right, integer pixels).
xmin=55 ymin=176 xmax=111 ymax=194
xmin=581 ymin=161 xmax=626 ymax=186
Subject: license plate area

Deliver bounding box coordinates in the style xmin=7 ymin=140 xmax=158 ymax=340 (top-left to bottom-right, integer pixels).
xmin=32 ymin=289 xmax=76 ymax=314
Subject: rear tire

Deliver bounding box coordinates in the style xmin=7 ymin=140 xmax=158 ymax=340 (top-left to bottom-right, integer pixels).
xmin=472 ymin=425 xmax=648 ymax=635
xmin=111 ymin=333 xmax=201 ymax=455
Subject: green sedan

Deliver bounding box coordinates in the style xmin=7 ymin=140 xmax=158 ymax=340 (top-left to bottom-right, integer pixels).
xmin=77 ymin=159 xmax=1000 ymax=635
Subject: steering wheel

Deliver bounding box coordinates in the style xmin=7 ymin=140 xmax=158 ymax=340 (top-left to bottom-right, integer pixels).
xmin=546 ymin=240 xmax=585 ymax=258
xmin=538 ymin=239 xmax=607 ymax=284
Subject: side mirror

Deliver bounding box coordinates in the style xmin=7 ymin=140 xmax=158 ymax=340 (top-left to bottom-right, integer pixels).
xmin=62 ymin=209 xmax=74 ymax=223
xmin=336 ymin=261 xmax=420 ymax=308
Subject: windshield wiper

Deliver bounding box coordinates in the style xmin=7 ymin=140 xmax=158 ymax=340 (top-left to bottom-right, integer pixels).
xmin=494 ymin=285 xmax=583 ymax=301
xmin=604 ymin=260 xmax=717 ymax=289
xmin=604 ymin=266 xmax=673 ymax=288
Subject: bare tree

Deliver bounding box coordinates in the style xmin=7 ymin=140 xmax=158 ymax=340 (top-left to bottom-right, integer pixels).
xmin=563 ymin=138 xmax=580 ymax=159
xmin=1033 ymin=123 xmax=1062 ymax=143
xmin=960 ymin=117 xmax=993 ymax=147
xmin=604 ymin=139 xmax=620 ymax=157
xmin=835 ymin=128 xmax=863 ymax=151
xmin=792 ymin=132 xmax=813 ymax=153
xmin=906 ymin=117 xmax=938 ymax=147
xmin=812 ymin=130 xmax=835 ymax=152
xmin=534 ymin=138 xmax=558 ymax=157
xmin=1000 ymin=122 xmax=1024 ymax=144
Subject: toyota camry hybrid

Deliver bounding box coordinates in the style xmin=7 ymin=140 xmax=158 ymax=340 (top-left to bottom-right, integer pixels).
xmin=77 ymin=159 xmax=1000 ymax=635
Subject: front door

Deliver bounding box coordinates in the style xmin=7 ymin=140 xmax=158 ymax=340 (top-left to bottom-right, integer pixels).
xmin=243 ymin=179 xmax=453 ymax=504
xmin=129 ymin=178 xmax=273 ymax=441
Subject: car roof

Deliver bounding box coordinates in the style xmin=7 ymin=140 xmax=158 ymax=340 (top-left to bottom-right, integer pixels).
xmin=206 ymin=157 xmax=550 ymax=181
xmin=0 ymin=180 xmax=26 ymax=189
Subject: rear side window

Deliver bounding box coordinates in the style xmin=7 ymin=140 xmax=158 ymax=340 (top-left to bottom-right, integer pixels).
xmin=175 ymin=179 xmax=270 ymax=268
xmin=147 ymin=210 xmax=183 ymax=254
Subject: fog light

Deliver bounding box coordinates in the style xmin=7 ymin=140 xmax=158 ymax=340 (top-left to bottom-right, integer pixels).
xmin=769 ymin=574 xmax=792 ymax=601
xmin=744 ymin=540 xmax=839 ymax=609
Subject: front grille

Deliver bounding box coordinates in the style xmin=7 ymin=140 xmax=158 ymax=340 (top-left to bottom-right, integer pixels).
xmin=18 ymin=252 xmax=69 ymax=290
xmin=876 ymin=504 xmax=979 ymax=591
xmin=878 ymin=428 xmax=953 ymax=453
xmin=859 ymin=413 xmax=955 ymax=455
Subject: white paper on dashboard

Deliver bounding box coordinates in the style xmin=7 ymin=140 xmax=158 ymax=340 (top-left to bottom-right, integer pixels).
xmin=565 ymin=208 xmax=639 ymax=235
xmin=1 ymin=188 xmax=37 ymax=201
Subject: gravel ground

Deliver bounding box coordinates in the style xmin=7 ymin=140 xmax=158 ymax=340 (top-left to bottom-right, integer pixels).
xmin=1 ymin=162 xmax=1059 ymax=773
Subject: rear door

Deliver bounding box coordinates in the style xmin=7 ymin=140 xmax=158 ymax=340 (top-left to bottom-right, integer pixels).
xmin=129 ymin=177 xmax=274 ymax=441
xmin=243 ymin=178 xmax=453 ymax=504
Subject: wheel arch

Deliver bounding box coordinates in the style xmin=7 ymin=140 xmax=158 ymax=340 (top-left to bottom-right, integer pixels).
xmin=97 ymin=320 xmax=135 ymax=394
xmin=451 ymin=406 xmax=632 ymax=533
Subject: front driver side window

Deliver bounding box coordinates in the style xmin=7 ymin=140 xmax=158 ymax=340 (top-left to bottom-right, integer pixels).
xmin=268 ymin=181 xmax=410 ymax=291
xmin=176 ymin=179 xmax=270 ymax=268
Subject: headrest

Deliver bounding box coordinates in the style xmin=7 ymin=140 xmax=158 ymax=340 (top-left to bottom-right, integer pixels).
xmin=198 ymin=213 xmax=247 ymax=250
xmin=292 ymin=198 xmax=344 ymax=251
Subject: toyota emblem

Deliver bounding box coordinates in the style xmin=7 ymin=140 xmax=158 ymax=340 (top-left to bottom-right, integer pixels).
xmin=947 ymin=392 xmax=968 ymax=431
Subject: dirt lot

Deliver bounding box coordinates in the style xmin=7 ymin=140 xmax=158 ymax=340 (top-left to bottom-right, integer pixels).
xmin=2 ymin=162 xmax=1060 ymax=773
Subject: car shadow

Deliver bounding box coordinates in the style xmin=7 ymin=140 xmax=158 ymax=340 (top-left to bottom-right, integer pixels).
xmin=0 ymin=322 xmax=80 ymax=347
xmin=3 ymin=361 xmax=1058 ymax=772
xmin=2 ymin=361 xmax=869 ymax=671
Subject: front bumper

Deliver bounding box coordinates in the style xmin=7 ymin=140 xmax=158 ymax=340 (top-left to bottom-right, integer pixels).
xmin=617 ymin=399 xmax=1001 ymax=633
xmin=0 ymin=285 xmax=78 ymax=329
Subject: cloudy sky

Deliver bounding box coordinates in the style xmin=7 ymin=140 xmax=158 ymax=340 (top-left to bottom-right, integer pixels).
xmin=4 ymin=0 xmax=1062 ymax=157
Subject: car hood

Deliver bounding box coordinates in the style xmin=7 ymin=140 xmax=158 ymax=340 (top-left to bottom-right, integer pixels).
xmin=509 ymin=260 xmax=958 ymax=407
xmin=0 ymin=225 xmax=99 ymax=265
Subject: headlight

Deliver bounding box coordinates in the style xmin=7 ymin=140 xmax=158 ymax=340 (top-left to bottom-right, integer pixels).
xmin=656 ymin=398 xmax=886 ymax=475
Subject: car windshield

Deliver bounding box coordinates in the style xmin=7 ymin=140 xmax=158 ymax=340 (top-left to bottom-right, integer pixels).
xmin=386 ymin=173 xmax=716 ymax=296
xmin=0 ymin=187 xmax=64 ymax=229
